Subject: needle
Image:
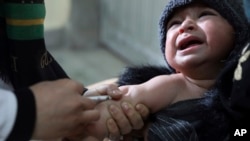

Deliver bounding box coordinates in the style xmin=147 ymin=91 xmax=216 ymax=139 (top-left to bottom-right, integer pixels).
xmin=87 ymin=95 xmax=112 ymax=103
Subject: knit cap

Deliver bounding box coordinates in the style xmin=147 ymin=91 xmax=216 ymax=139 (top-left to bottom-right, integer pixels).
xmin=159 ymin=0 xmax=250 ymax=71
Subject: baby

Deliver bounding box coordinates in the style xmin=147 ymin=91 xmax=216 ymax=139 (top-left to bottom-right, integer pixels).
xmin=85 ymin=0 xmax=249 ymax=140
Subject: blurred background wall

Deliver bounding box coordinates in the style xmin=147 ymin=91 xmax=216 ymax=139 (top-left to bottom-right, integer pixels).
xmin=44 ymin=0 xmax=169 ymax=85
xmin=99 ymin=0 xmax=167 ymax=65
xmin=243 ymin=0 xmax=250 ymax=21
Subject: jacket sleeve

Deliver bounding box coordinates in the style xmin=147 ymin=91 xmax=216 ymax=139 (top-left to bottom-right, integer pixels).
xmin=6 ymin=88 xmax=36 ymax=141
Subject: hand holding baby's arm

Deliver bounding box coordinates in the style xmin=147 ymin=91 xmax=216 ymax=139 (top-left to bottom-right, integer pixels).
xmin=85 ymin=100 xmax=120 ymax=140
xmin=84 ymin=84 xmax=149 ymax=140
xmin=83 ymin=84 xmax=133 ymax=140
xmin=63 ymin=84 xmax=148 ymax=141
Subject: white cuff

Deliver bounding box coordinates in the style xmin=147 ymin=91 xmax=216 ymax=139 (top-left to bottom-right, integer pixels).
xmin=0 ymin=89 xmax=17 ymax=141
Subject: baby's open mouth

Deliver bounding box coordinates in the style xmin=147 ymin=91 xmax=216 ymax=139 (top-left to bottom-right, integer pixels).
xmin=179 ymin=39 xmax=203 ymax=50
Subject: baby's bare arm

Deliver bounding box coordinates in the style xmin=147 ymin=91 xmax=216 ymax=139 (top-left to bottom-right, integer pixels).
xmin=119 ymin=74 xmax=184 ymax=113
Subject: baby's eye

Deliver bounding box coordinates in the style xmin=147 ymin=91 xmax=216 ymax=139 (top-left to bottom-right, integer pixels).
xmin=167 ymin=20 xmax=181 ymax=30
xmin=199 ymin=10 xmax=216 ymax=18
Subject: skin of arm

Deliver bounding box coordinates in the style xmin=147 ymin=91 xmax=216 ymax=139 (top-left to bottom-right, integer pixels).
xmin=123 ymin=73 xmax=209 ymax=113
xmin=119 ymin=74 xmax=184 ymax=113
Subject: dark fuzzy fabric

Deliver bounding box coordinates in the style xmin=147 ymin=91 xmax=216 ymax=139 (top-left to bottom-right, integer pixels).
xmin=148 ymin=90 xmax=229 ymax=141
xmin=217 ymin=42 xmax=250 ymax=140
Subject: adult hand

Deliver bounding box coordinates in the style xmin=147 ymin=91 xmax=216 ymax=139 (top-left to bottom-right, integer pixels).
xmin=86 ymin=84 xmax=149 ymax=140
xmin=106 ymin=102 xmax=149 ymax=141
xmin=63 ymin=84 xmax=150 ymax=141
xmin=87 ymin=84 xmax=150 ymax=140
xmin=30 ymin=79 xmax=100 ymax=140
xmin=61 ymin=84 xmax=123 ymax=141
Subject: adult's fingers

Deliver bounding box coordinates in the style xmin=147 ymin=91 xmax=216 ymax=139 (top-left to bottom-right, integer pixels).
xmin=101 ymin=84 xmax=122 ymax=99
xmin=60 ymin=79 xmax=85 ymax=95
xmin=106 ymin=118 xmax=121 ymax=141
xmin=79 ymin=109 xmax=100 ymax=124
xmin=135 ymin=104 xmax=150 ymax=120
xmin=108 ymin=105 xmax=132 ymax=134
xmin=55 ymin=78 xmax=84 ymax=94
xmin=81 ymin=97 xmax=97 ymax=110
xmin=120 ymin=102 xmax=144 ymax=130
xmin=65 ymin=110 xmax=100 ymax=137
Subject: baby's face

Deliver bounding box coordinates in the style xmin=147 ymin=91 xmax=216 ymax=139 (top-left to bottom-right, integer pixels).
xmin=164 ymin=3 xmax=234 ymax=74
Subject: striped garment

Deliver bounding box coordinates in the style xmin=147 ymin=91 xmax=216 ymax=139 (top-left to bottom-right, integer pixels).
xmin=147 ymin=91 xmax=230 ymax=141
xmin=148 ymin=116 xmax=198 ymax=141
